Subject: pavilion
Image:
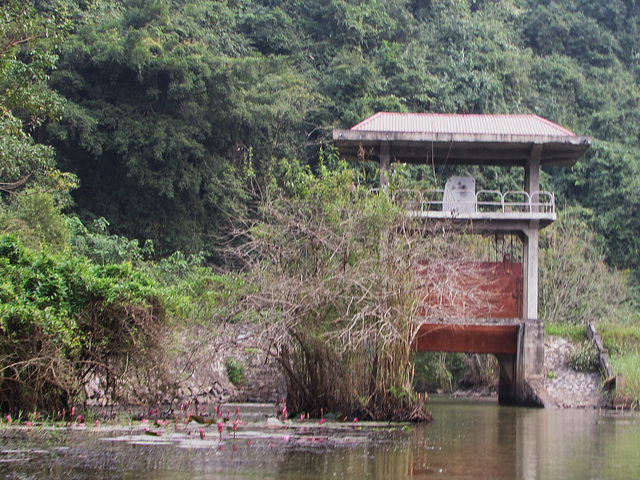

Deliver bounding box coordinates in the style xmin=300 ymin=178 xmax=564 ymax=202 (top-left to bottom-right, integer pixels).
xmin=333 ymin=112 xmax=591 ymax=404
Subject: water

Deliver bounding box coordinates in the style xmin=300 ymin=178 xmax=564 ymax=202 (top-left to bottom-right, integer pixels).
xmin=1 ymin=400 xmax=639 ymax=480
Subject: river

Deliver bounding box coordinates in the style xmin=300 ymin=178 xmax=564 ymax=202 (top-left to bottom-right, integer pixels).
xmin=1 ymin=400 xmax=639 ymax=479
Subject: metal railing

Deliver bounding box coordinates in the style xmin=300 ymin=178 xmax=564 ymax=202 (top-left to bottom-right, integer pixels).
xmin=369 ymin=189 xmax=555 ymax=215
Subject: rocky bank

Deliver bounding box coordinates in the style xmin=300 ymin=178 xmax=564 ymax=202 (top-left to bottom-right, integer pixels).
xmin=532 ymin=335 xmax=604 ymax=408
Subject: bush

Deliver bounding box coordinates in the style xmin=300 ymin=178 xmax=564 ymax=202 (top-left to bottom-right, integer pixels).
xmin=225 ymin=358 xmax=244 ymax=386
xmin=238 ymin=167 xmax=435 ymax=421
xmin=0 ymin=234 xmax=167 ymax=413
xmin=569 ymin=341 xmax=600 ymax=372
xmin=68 ymin=216 xmax=153 ymax=265
xmin=0 ymin=191 xmax=69 ymax=252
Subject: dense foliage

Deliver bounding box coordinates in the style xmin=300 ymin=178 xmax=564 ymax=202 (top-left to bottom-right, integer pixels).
xmin=3 ymin=0 xmax=640 ymax=413
xmin=27 ymin=0 xmax=640 ymax=277
xmin=0 ymin=234 xmax=166 ymax=413
xmin=0 ymin=1 xmax=62 ymax=188
xmin=539 ymin=207 xmax=630 ymax=325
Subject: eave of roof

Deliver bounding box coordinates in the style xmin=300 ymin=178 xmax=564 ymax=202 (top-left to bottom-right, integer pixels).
xmin=332 ymin=113 xmax=592 ymax=167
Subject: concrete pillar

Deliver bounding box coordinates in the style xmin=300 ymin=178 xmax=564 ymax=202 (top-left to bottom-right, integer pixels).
xmin=524 ymin=318 xmax=545 ymax=376
xmin=522 ymin=226 xmax=538 ymax=322
xmin=526 ymin=145 xmax=542 ymax=213
xmin=522 ymin=225 xmax=544 ymax=376
xmin=525 ymin=145 xmax=542 ymax=194
xmin=522 ymin=145 xmax=545 ymax=377
xmin=380 ymin=142 xmax=390 ymax=187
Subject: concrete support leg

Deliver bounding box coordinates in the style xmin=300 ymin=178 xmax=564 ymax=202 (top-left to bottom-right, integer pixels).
xmin=522 ymin=226 xmax=544 ymax=376
xmin=522 ymin=146 xmax=545 ymax=378
xmin=524 ymin=318 xmax=544 ymax=376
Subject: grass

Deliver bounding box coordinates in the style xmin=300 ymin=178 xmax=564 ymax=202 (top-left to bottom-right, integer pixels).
xmin=610 ymin=352 xmax=640 ymax=407
xmin=599 ymin=323 xmax=640 ymax=406
xmin=599 ymin=324 xmax=640 ymax=354
xmin=545 ymin=323 xmax=587 ymax=342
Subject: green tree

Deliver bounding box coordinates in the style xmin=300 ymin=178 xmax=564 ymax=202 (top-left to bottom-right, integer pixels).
xmin=46 ymin=0 xmax=318 ymax=257
xmin=550 ymin=141 xmax=640 ymax=275
xmin=0 ymin=0 xmax=68 ymax=192
xmin=540 ymin=207 xmax=630 ymax=324
xmin=0 ymin=190 xmax=69 ymax=251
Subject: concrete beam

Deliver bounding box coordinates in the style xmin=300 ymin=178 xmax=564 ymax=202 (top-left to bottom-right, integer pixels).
xmin=333 ymin=129 xmax=591 ymax=150
xmin=332 ymin=129 xmax=591 ymax=167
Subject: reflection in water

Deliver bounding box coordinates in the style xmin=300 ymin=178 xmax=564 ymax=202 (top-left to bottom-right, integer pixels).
xmin=1 ymin=401 xmax=639 ymax=479
xmin=410 ymin=400 xmax=518 ymax=478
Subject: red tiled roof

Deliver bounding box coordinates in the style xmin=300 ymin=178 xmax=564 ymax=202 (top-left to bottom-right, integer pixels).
xmin=351 ymin=112 xmax=577 ymax=137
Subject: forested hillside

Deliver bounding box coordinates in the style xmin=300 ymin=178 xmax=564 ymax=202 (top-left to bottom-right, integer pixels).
xmin=3 ymin=0 xmax=640 ymax=413
xmin=10 ymin=0 xmax=634 ymax=275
